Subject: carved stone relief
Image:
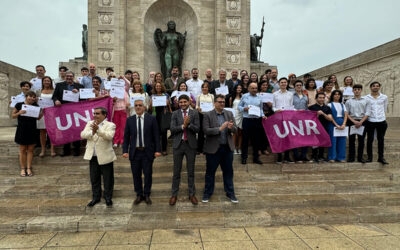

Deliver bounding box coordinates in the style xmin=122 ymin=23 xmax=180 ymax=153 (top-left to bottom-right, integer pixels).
xmin=0 ymin=73 xmax=9 ymax=117
xmin=98 ymin=0 xmax=113 ymax=7
xmin=227 ymin=0 xmax=241 ymax=11
xmin=226 ymin=51 xmax=241 ymax=64
xmin=98 ymin=31 xmax=114 ymax=44
xmin=226 ymin=34 xmax=240 ymax=46
xmin=226 ymin=17 xmax=241 ymax=29
xmin=98 ymin=49 xmax=113 ymax=62
xmin=98 ymin=13 xmax=114 ymax=25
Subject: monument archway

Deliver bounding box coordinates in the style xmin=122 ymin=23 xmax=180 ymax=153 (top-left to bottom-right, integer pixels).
xmin=143 ymin=0 xmax=199 ymax=79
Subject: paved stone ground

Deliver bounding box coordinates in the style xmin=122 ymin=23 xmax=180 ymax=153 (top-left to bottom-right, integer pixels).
xmin=1 ymin=223 xmax=400 ymax=249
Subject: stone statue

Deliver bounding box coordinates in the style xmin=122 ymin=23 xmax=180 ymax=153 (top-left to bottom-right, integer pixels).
xmin=82 ymin=24 xmax=88 ymax=60
xmin=250 ymin=17 xmax=265 ymax=62
xmin=154 ymin=21 xmax=186 ymax=79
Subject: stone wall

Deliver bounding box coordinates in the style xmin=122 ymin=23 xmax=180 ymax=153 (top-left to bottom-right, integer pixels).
xmin=0 ymin=61 xmax=35 ymax=126
xmin=305 ymin=38 xmax=400 ymax=118
xmin=88 ymin=0 xmax=251 ymax=79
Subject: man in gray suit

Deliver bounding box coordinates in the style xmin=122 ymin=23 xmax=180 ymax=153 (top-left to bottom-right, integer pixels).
xmin=169 ymin=94 xmax=200 ymax=205
xmin=202 ymin=95 xmax=238 ymax=203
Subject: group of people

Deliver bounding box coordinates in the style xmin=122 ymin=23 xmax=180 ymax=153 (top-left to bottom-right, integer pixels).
xmin=12 ymin=64 xmax=389 ymax=207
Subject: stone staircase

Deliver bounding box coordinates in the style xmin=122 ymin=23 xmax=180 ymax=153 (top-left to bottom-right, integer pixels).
xmin=0 ymin=127 xmax=400 ymax=234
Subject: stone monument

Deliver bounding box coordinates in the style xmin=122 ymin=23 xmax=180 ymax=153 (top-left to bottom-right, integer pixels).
xmin=87 ymin=0 xmax=251 ymax=78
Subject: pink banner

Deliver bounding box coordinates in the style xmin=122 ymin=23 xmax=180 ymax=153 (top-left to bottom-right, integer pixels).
xmin=262 ymin=111 xmax=331 ymax=153
xmin=43 ymin=98 xmax=113 ymax=146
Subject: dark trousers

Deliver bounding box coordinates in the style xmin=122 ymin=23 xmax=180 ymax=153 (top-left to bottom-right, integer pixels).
xmin=197 ymin=113 xmax=205 ymax=153
xmin=130 ymin=150 xmax=153 ymax=197
xmin=277 ymin=151 xmax=291 ymax=161
xmin=312 ymin=147 xmax=326 ymax=160
xmin=293 ymin=147 xmax=308 ymax=161
xmin=203 ymin=145 xmax=235 ymax=198
xmin=89 ymin=156 xmax=114 ymax=200
xmin=172 ymin=141 xmax=196 ymax=196
xmin=367 ymin=120 xmax=387 ymax=160
xmin=348 ymin=120 xmax=366 ymax=161
xmin=64 ymin=140 xmax=81 ymax=154
xmin=155 ymin=112 xmax=168 ymax=152
xmin=241 ymin=118 xmax=262 ymax=160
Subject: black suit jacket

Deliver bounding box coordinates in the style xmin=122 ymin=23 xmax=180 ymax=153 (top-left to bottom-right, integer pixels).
xmin=210 ymin=80 xmax=233 ymax=96
xmin=123 ymin=113 xmax=161 ymax=161
xmin=170 ymin=108 xmax=200 ymax=149
xmin=52 ymin=81 xmax=84 ymax=104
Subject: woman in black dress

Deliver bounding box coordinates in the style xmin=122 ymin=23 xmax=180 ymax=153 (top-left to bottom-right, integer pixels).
xmin=12 ymin=91 xmax=43 ymax=177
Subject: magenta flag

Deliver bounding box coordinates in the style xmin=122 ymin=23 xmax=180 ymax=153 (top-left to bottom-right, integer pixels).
xmin=262 ymin=111 xmax=331 ymax=153
xmin=43 ymin=98 xmax=113 ymax=146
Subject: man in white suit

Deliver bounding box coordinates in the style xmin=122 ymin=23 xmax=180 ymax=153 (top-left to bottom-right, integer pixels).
xmin=81 ymin=107 xmax=117 ymax=207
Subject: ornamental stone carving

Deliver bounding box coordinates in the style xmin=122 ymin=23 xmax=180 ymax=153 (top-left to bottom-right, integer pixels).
xmin=0 ymin=73 xmax=9 ymax=118
xmin=226 ymin=17 xmax=241 ymax=29
xmin=98 ymin=13 xmax=114 ymax=25
xmin=98 ymin=31 xmax=114 ymax=44
xmin=227 ymin=0 xmax=241 ymax=11
xmin=99 ymin=49 xmax=113 ymax=62
xmin=226 ymin=51 xmax=240 ymax=64
xmin=99 ymin=0 xmax=113 ymax=7
xmin=226 ymin=34 xmax=240 ymax=46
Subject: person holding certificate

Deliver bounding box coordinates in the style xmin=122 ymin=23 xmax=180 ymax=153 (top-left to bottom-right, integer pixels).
xmin=229 ymin=84 xmax=244 ymax=155
xmin=149 ymin=81 xmax=172 ymax=155
xmin=195 ymin=82 xmax=214 ymax=154
xmin=238 ymin=83 xmax=265 ymax=165
xmin=12 ymin=91 xmax=43 ymax=177
xmin=327 ymin=90 xmax=348 ymax=163
xmin=259 ymin=80 xmax=275 ymax=156
xmin=171 ymin=82 xmax=196 ymax=110
xmin=340 ymin=76 xmax=354 ymax=104
xmin=89 ymin=76 xmax=109 ymax=101
xmin=129 ymin=80 xmax=150 ymax=116
xmin=37 ymin=76 xmax=56 ymax=157
xmin=111 ymin=76 xmax=130 ymax=148
xmin=210 ymin=69 xmax=233 ymax=105
xmin=52 ymin=71 xmax=84 ymax=156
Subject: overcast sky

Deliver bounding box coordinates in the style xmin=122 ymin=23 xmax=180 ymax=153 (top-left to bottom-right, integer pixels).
xmin=1 ymin=0 xmax=399 ymax=79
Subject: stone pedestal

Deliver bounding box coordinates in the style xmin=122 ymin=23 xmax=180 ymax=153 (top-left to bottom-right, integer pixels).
xmin=250 ymin=62 xmax=277 ymax=78
xmin=59 ymin=58 xmax=88 ymax=77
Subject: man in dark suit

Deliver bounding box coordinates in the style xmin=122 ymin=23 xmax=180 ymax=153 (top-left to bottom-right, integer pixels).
xmin=202 ymin=95 xmax=238 ymax=203
xmin=52 ymin=71 xmax=84 ymax=156
xmin=210 ymin=69 xmax=233 ymax=107
xmin=123 ymin=99 xmax=161 ymax=205
xmin=169 ymin=95 xmax=200 ymax=205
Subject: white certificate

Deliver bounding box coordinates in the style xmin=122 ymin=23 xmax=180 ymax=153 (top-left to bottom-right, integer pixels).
xmin=152 ymin=95 xmax=167 ymax=107
xmin=200 ymin=102 xmax=213 ymax=112
xmin=110 ymin=86 xmax=125 ymax=99
xmin=77 ymin=77 xmax=83 ymax=83
xmin=343 ymin=87 xmax=354 ymax=96
xmin=224 ymin=108 xmax=236 ymax=118
xmin=333 ymin=127 xmax=349 ymax=137
xmin=30 ymin=78 xmax=42 ymax=91
xmin=79 ymin=88 xmax=95 ymax=99
xmin=130 ymin=96 xmax=145 ymax=107
xmin=38 ymin=97 xmax=54 ymax=108
xmin=62 ymin=90 xmax=80 ymax=102
xmin=111 ymin=80 xmax=125 ymax=88
xmin=350 ymin=125 xmax=364 ymax=135
xmin=104 ymin=81 xmax=112 ymax=90
xmin=21 ymin=104 xmax=40 ymax=118
xmin=248 ymin=105 xmax=261 ymax=117
xmin=10 ymin=95 xmax=25 ymax=108
xmin=215 ymin=85 xmax=229 ymax=95
xmin=259 ymin=93 xmax=274 ymax=103
xmin=315 ymin=80 xmax=324 ymax=89
xmin=281 ymin=105 xmax=295 ymax=111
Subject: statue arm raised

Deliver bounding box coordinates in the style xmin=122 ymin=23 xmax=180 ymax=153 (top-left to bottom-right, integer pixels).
xmin=154 ymin=28 xmax=165 ymax=49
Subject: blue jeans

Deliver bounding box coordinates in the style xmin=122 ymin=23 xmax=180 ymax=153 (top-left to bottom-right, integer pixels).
xmin=328 ymin=117 xmax=346 ymax=161
xmin=203 ymin=145 xmax=235 ymax=199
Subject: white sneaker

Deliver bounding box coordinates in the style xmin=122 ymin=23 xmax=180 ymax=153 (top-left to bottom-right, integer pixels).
xmin=238 ymin=149 xmax=242 ymax=154
xmin=113 ymin=144 xmax=118 ymax=148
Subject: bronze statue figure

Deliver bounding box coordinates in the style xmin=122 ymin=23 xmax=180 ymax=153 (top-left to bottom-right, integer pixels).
xmin=82 ymin=24 xmax=88 ymax=60
xmin=154 ymin=21 xmax=186 ymax=79
xmin=250 ymin=17 xmax=265 ymax=62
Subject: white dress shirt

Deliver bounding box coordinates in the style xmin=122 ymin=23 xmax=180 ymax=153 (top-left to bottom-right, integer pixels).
xmin=186 ymin=78 xmax=204 ymax=99
xmin=328 ymin=102 xmax=347 ymax=118
xmin=136 ymin=115 xmax=145 ymax=147
xmin=272 ymin=90 xmax=294 ymax=111
xmin=366 ymin=93 xmax=388 ymax=122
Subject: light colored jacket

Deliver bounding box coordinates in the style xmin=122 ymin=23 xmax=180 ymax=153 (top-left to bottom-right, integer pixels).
xmin=81 ymin=120 xmax=117 ymax=165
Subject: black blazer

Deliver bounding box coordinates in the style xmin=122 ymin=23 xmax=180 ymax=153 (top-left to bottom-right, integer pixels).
xmin=170 ymin=108 xmax=200 ymax=149
xmin=210 ymin=80 xmax=234 ymax=96
xmin=123 ymin=113 xmax=161 ymax=161
xmin=52 ymin=81 xmax=84 ymax=104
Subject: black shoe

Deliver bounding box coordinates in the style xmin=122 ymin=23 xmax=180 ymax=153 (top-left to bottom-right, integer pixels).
xmin=145 ymin=196 xmax=152 ymax=205
xmin=358 ymin=158 xmax=366 ymax=163
xmin=378 ymin=159 xmax=389 ymax=165
xmin=284 ymin=158 xmax=294 ymax=164
xmin=105 ymin=199 xmax=113 ymax=207
xmin=366 ymin=158 xmax=373 ymax=163
xmin=87 ymin=199 xmax=100 ymax=207
xmin=73 ymin=151 xmax=80 ymax=157
xmin=241 ymin=158 xmax=247 ymax=165
xmin=134 ymin=195 xmax=144 ymax=205
xmin=253 ymin=159 xmax=263 ymax=165
xmin=302 ymin=157 xmax=310 ymax=162
xmin=347 ymin=159 xmax=355 ymax=163
xmin=313 ymin=158 xmax=319 ymax=163
xmin=60 ymin=151 xmax=71 ymax=157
